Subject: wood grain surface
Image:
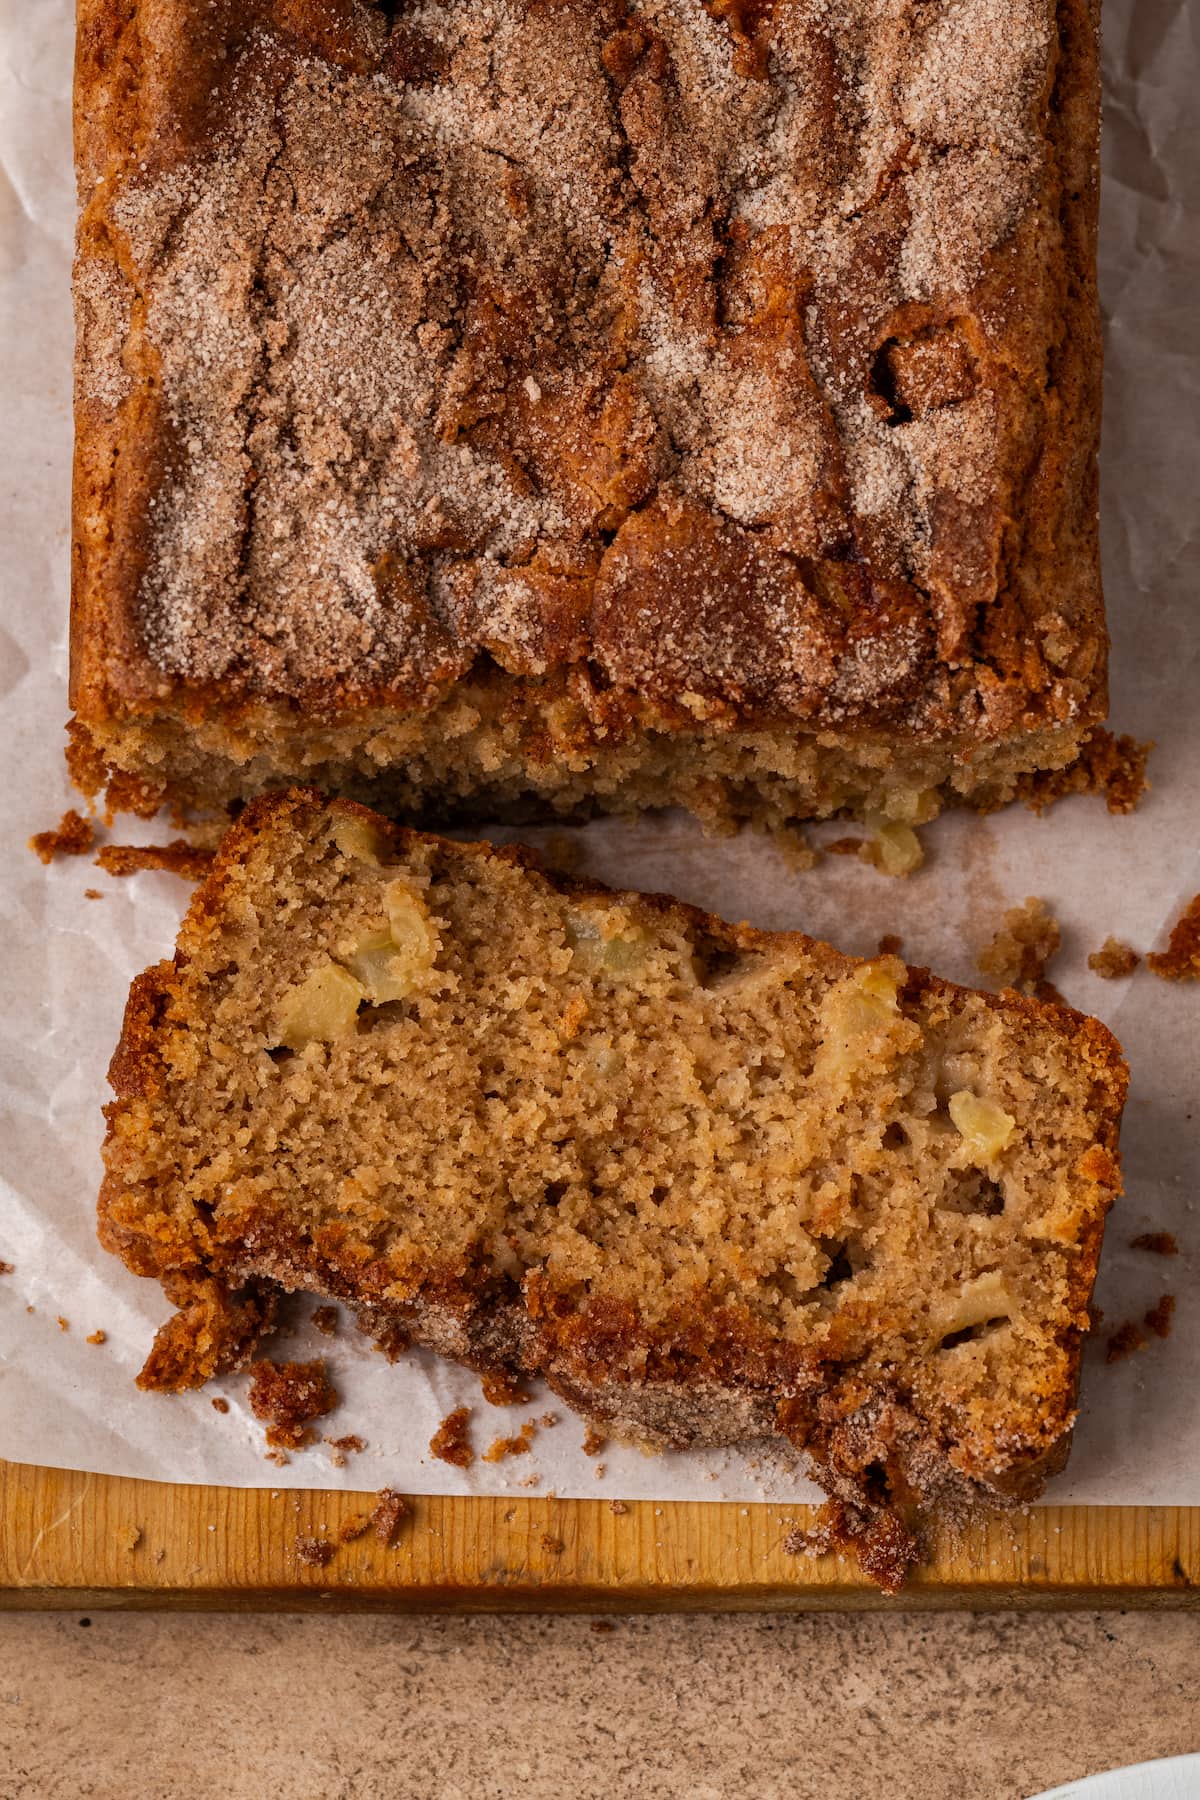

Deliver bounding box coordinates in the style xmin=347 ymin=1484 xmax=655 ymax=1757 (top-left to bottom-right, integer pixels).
xmin=2 ymin=1463 xmax=1198 ymax=1611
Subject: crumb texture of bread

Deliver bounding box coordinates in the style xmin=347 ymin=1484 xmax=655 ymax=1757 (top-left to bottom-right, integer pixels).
xmin=71 ymin=0 xmax=1106 ymax=827
xmin=99 ymin=793 xmax=1128 ymax=1583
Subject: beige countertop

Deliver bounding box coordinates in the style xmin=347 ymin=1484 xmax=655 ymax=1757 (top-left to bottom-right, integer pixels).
xmin=1 ymin=1610 xmax=1196 ymax=1799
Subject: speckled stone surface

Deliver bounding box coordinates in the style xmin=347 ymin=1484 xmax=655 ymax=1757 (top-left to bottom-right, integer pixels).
xmin=0 ymin=1611 xmax=1197 ymax=1798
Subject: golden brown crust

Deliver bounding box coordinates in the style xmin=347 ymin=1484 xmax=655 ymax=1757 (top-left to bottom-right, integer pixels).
xmin=71 ymin=0 xmax=1107 ymax=818
xmin=99 ymin=790 xmax=1128 ymax=1582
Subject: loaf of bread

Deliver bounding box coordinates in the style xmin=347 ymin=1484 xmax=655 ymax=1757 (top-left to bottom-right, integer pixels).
xmin=72 ymin=0 xmax=1106 ymax=832
xmin=100 ymin=793 xmax=1127 ymax=1586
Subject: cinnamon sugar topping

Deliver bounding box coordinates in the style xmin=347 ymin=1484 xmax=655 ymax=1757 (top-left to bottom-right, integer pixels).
xmin=99 ymin=0 xmax=1078 ymax=728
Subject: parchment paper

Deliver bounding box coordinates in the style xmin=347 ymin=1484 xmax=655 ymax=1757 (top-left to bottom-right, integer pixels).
xmin=0 ymin=0 xmax=1196 ymax=1505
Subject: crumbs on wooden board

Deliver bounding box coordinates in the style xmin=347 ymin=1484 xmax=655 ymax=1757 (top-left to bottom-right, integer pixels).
xmin=295 ymin=1537 xmax=336 ymax=1569
xmin=368 ymin=1488 xmax=412 ymax=1546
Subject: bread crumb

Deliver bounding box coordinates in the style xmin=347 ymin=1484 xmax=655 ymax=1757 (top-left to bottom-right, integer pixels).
xmin=295 ymin=1537 xmax=336 ymax=1568
xmin=0 ymin=1260 xmax=13 ymax=1275
xmin=29 ymin=809 xmax=94 ymax=864
xmin=582 ymin=1427 xmax=607 ymax=1457
xmin=480 ymin=1369 xmax=531 ymax=1406
xmin=84 ymin=888 xmax=103 ymax=901
xmin=609 ymin=1500 xmax=629 ymax=1516
xmin=1106 ymin=1321 xmax=1147 ymax=1363
xmin=337 ymin=1513 xmax=371 ymax=1544
xmin=86 ymin=1329 xmax=107 ymax=1346
xmin=978 ymin=897 xmax=1063 ymax=999
xmin=1015 ymin=728 xmax=1152 ymax=815
xmin=325 ymin=1433 xmax=366 ymax=1468
xmin=773 ymin=825 xmax=817 ymax=872
xmin=1148 ymin=896 xmax=1200 ymax=982
xmin=483 ymin=1421 xmax=536 ymax=1462
xmin=368 ymin=1488 xmax=412 ymax=1546
xmin=540 ymin=1533 xmax=565 ymax=1554
xmin=1130 ymin=1232 xmax=1178 ymax=1256
xmin=311 ymin=1305 xmax=339 ymax=1337
xmin=429 ymin=1405 xmax=473 ymax=1468
xmin=117 ymin=1524 xmax=142 ymax=1553
xmin=1145 ymin=1294 xmax=1176 ymax=1339
xmin=211 ymin=1396 xmax=230 ymax=1414
xmin=248 ymin=1358 xmax=337 ymax=1451
xmin=96 ymin=841 xmax=215 ymax=881
xmin=1088 ymin=937 xmax=1140 ymax=979
xmin=56 ymin=1316 xmax=69 ymax=1332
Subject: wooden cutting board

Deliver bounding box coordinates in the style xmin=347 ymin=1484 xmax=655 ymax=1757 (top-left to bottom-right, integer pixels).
xmin=2 ymin=1463 xmax=1197 ymax=1610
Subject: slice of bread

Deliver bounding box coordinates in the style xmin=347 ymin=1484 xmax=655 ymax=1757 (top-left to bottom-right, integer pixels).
xmin=101 ymin=792 xmax=1126 ymax=1586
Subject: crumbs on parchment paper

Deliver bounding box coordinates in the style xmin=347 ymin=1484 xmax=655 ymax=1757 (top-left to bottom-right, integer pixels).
xmin=1088 ymin=937 xmax=1140 ymax=979
xmin=95 ymin=841 xmax=215 ymax=881
xmin=1145 ymin=1295 xmax=1176 ymax=1339
xmin=211 ymin=1396 xmax=230 ymax=1414
xmin=325 ymin=1433 xmax=366 ymax=1469
xmin=1014 ymin=727 xmax=1152 ymax=815
xmin=1130 ymin=1233 xmax=1178 ymax=1257
xmin=484 ymin=1422 xmax=537 ymax=1463
xmin=977 ymin=897 xmax=1064 ymax=1002
xmin=480 ymin=1368 xmax=530 ymax=1406
xmin=86 ymin=1329 xmax=107 ymax=1346
xmin=1148 ymin=895 xmax=1200 ymax=982
xmin=29 ymin=809 xmax=95 ymax=863
xmin=429 ymin=1405 xmax=474 ymax=1468
xmin=248 ymin=1358 xmax=337 ymax=1451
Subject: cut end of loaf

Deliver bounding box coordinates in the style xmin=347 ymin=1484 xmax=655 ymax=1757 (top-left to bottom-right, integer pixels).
xmin=99 ymin=791 xmax=1127 ymax=1586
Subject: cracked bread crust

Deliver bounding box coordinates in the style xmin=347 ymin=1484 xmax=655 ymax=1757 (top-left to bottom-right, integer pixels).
xmin=100 ymin=790 xmax=1126 ymax=1587
xmin=71 ymin=0 xmax=1106 ymax=823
